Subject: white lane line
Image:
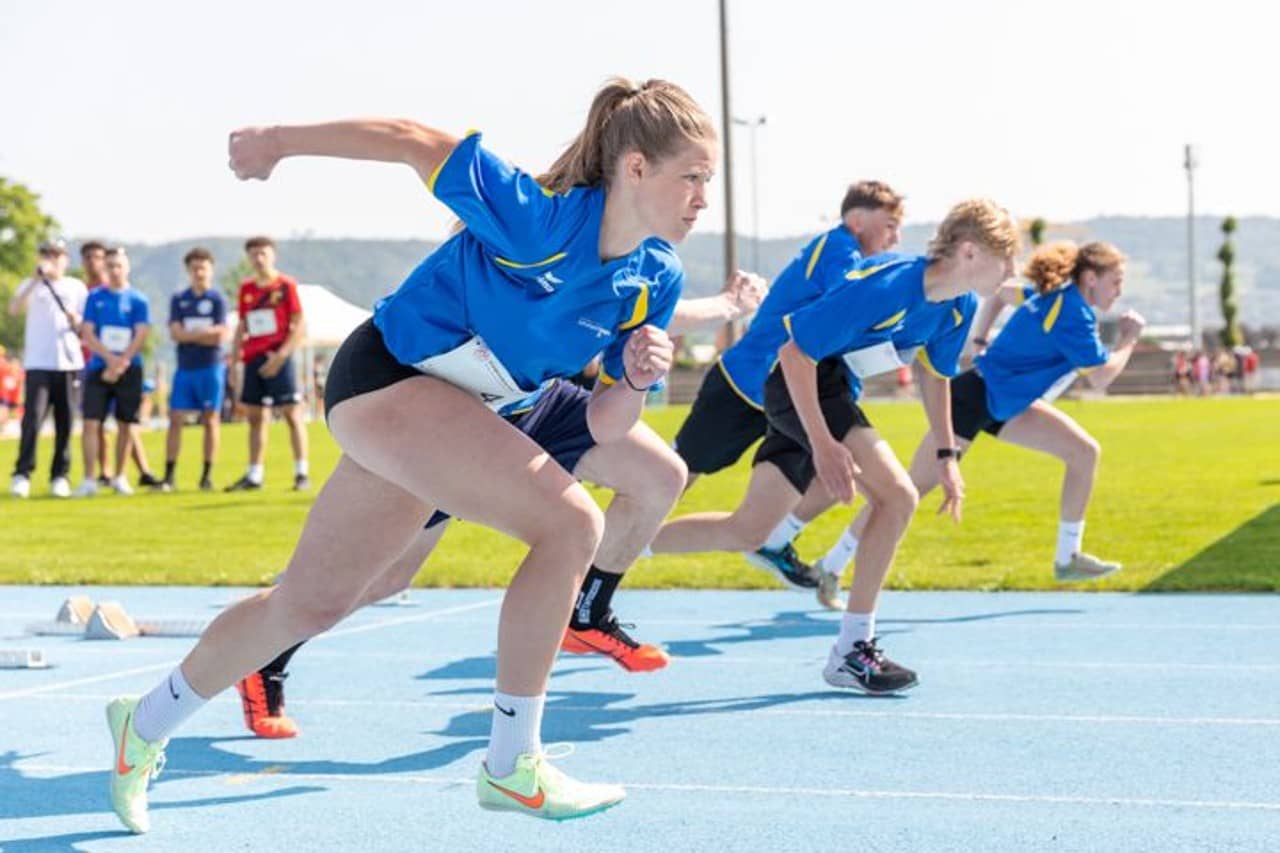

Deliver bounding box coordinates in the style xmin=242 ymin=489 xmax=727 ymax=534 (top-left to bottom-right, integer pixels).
xmin=14 ymin=763 xmax=1280 ymax=812
xmin=30 ymin=692 xmax=1280 ymax=728
xmin=0 ymin=599 xmax=501 ymax=702
xmin=408 ymin=617 xmax=1280 ymax=631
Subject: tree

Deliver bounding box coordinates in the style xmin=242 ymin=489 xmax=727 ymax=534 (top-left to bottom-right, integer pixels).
xmin=1217 ymin=216 xmax=1241 ymax=347
xmin=0 ymin=178 xmax=60 ymax=351
xmin=1029 ymin=217 xmax=1047 ymax=247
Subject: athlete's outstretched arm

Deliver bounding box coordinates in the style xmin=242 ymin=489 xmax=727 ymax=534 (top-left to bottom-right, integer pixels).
xmin=667 ymin=271 xmax=767 ymax=335
xmin=1083 ymin=310 xmax=1145 ymax=390
xmin=917 ymin=370 xmax=964 ymax=522
xmin=228 ymin=119 xmax=460 ymax=185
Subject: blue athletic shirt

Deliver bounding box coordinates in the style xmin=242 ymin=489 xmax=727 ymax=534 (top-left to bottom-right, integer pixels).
xmin=373 ymin=131 xmax=683 ymax=415
xmin=83 ymin=287 xmax=150 ymax=370
xmin=169 ymin=287 xmax=227 ymax=370
xmin=782 ymin=254 xmax=976 ymax=400
xmin=718 ymin=226 xmax=863 ymax=408
xmin=976 ymin=281 xmax=1108 ymax=421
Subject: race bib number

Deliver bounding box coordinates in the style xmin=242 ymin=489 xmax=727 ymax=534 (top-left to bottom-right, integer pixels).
xmin=245 ymin=308 xmax=278 ymax=337
xmin=183 ymin=316 xmax=214 ymax=332
xmin=841 ymin=341 xmax=905 ymax=379
xmin=1042 ymin=370 xmax=1078 ymax=403
xmin=412 ymin=336 xmax=541 ymax=412
xmin=100 ymin=325 xmax=132 ymax=353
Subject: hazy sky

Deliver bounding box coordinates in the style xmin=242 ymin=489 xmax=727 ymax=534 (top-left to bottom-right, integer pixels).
xmin=3 ymin=0 xmax=1276 ymax=245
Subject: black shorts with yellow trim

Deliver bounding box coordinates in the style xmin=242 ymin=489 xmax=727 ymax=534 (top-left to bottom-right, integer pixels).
xmin=755 ymin=358 xmax=872 ymax=494
xmin=672 ymin=361 xmax=768 ymax=475
xmin=950 ymin=368 xmax=1007 ymax=441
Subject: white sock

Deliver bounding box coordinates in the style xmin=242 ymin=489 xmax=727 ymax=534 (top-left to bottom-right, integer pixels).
xmin=762 ymin=514 xmax=805 ymax=552
xmin=1056 ymin=519 xmax=1085 ymax=566
xmin=294 ymin=459 xmax=309 ymax=477
xmin=486 ymin=691 xmax=544 ymax=778
xmin=133 ymin=666 xmax=209 ymax=743
xmin=247 ymin=463 xmax=265 ymax=484
xmin=836 ymin=611 xmax=876 ymax=656
xmin=820 ymin=530 xmax=859 ymax=577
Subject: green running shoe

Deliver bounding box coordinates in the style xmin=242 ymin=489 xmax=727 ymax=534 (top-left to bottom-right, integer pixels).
xmin=477 ymin=747 xmax=624 ymax=821
xmin=106 ymin=696 xmax=168 ymax=834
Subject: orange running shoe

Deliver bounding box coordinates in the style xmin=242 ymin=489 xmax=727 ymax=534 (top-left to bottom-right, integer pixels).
xmin=561 ymin=614 xmax=670 ymax=672
xmin=235 ymin=670 xmax=299 ymax=738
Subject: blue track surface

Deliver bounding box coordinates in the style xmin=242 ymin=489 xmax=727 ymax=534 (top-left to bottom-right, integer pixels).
xmin=1 ymin=586 xmax=1278 ymax=851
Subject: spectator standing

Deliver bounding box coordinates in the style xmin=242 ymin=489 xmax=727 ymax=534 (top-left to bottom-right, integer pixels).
xmin=163 ymin=248 xmax=228 ymax=491
xmin=8 ymin=239 xmax=86 ymax=498
xmin=225 ymin=236 xmax=309 ymax=491
xmin=77 ymin=248 xmax=160 ymax=495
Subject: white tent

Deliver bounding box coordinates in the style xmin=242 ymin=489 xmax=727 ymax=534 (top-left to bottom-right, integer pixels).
xmin=295 ymin=283 xmax=372 ymax=347
xmin=296 ymin=284 xmax=372 ymax=417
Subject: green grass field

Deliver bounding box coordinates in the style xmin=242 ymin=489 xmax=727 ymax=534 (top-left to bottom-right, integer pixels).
xmin=1 ymin=395 xmax=1275 ymax=591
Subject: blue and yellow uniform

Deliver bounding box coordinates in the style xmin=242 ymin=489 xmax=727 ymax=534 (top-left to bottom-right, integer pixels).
xmin=673 ymin=226 xmax=864 ymax=475
xmin=370 ymin=131 xmax=682 ymax=416
xmin=323 ymin=131 xmax=684 ymax=525
xmin=952 ymin=281 xmax=1109 ymax=439
xmin=757 ymin=253 xmax=975 ymax=492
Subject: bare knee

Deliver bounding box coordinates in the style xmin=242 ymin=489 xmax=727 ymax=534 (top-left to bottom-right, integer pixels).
xmin=631 ymin=449 xmax=687 ymax=510
xmin=270 ymin=585 xmax=358 ymax=639
xmin=535 ymin=488 xmax=605 ymax=570
xmin=877 ymin=479 xmax=919 ymax=530
xmin=1066 ymin=436 xmax=1101 ymax=472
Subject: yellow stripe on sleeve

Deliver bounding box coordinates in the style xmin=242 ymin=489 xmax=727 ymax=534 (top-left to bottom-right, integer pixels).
xmin=618 ymin=282 xmax=650 ymax=331
xmin=1042 ymin=293 xmax=1064 ymax=333
xmin=872 ymin=309 xmax=907 ymax=330
xmin=425 ymin=129 xmax=481 ymax=195
xmin=804 ymin=232 xmax=830 ymax=280
xmin=492 ymin=252 xmax=567 ymax=270
xmin=916 ymin=347 xmax=947 ymax=379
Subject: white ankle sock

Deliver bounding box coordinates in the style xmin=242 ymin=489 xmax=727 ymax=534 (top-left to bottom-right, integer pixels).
xmin=762 ymin=514 xmax=805 ymax=552
xmin=486 ymin=691 xmax=544 ymax=778
xmin=294 ymin=459 xmax=309 ymax=477
xmin=820 ymin=530 xmax=859 ymax=576
xmin=247 ymin=463 xmax=265 ymax=484
xmin=1056 ymin=519 xmax=1085 ymax=566
xmin=133 ymin=666 xmax=209 ymax=742
xmin=836 ymin=611 xmax=875 ymax=656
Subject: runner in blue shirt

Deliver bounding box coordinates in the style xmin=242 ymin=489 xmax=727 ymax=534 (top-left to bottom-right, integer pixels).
xmin=163 ymin=247 xmax=229 ymax=492
xmin=767 ymin=199 xmax=1019 ymax=695
xmin=107 ymin=77 xmax=719 ymax=830
xmin=652 ymin=182 xmax=903 ymax=591
xmin=833 ymin=241 xmax=1144 ymax=591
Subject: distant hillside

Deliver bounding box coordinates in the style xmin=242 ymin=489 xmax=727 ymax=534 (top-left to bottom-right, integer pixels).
xmin=106 ymin=216 xmax=1279 ymax=335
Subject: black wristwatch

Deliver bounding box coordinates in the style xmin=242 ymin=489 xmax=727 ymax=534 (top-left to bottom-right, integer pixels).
xmin=973 ymin=337 xmax=989 ymax=347
xmin=936 ymin=447 xmax=961 ymax=461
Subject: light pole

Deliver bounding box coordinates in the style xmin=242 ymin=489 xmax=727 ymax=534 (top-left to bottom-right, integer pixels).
xmin=732 ymin=114 xmax=766 ymax=271
xmin=718 ymin=0 xmax=738 ymax=344
xmin=1184 ymin=144 xmax=1200 ymax=348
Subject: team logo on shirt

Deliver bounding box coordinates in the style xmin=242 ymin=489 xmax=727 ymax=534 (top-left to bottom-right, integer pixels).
xmin=198 ymin=299 xmax=213 ymax=315
xmin=577 ymin=317 xmax=611 ymax=338
xmin=535 ymin=271 xmax=563 ymax=293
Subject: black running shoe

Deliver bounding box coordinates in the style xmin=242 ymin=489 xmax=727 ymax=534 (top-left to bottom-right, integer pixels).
xmin=293 ymin=473 xmax=311 ymax=491
xmin=97 ymin=475 xmax=112 ymax=487
xmin=746 ymin=542 xmax=820 ymax=589
xmin=198 ymin=477 xmax=214 ymax=492
xmin=137 ymin=472 xmax=164 ymax=489
xmin=823 ymin=638 xmax=918 ymax=695
xmin=224 ymin=475 xmax=262 ymax=492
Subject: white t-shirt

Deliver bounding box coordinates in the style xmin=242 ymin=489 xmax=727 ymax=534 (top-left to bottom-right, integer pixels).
xmin=18 ymin=276 xmax=88 ymax=371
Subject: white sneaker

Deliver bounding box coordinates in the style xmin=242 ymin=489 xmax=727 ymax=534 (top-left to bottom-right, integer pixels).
xmin=51 ymin=477 xmax=72 ymax=498
xmin=10 ymin=475 xmax=30 ymax=499
xmin=76 ymin=479 xmax=100 ymax=498
xmin=111 ymin=476 xmax=134 ymax=496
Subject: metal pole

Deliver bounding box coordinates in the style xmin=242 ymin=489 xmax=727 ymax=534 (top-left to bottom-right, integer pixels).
xmin=718 ymin=0 xmax=738 ymax=344
xmin=750 ymin=119 xmax=760 ymax=271
xmin=1184 ymin=144 xmax=1199 ymax=348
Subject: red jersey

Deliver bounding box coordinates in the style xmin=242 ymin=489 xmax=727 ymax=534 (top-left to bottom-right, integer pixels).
xmin=237 ymin=275 xmax=303 ymax=362
xmin=0 ymin=361 xmax=21 ymax=405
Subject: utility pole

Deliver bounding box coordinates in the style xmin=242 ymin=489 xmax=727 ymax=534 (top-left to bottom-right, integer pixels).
xmin=1184 ymin=144 xmax=1200 ymax=348
xmin=718 ymin=0 xmax=738 ymax=344
xmin=733 ymin=115 xmax=766 ymax=271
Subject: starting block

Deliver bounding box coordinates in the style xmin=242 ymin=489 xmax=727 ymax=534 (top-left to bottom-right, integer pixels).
xmin=0 ymin=648 xmax=49 ymax=669
xmin=27 ymin=597 xmax=208 ymax=641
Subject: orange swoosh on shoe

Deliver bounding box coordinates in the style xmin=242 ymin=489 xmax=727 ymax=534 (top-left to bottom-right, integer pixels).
xmin=487 ymin=780 xmax=545 ymax=809
xmin=116 ymin=713 xmax=135 ymax=775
